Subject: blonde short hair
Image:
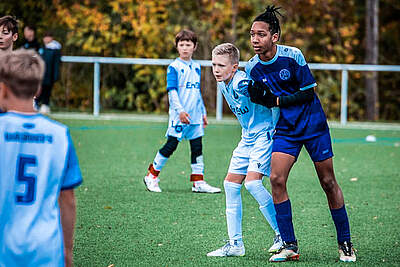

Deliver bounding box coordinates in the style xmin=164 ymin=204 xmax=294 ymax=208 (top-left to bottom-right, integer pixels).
xmin=0 ymin=48 xmax=44 ymax=99
xmin=212 ymin=43 xmax=240 ymax=65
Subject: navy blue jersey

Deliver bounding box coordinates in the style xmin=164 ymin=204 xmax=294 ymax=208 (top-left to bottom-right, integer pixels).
xmin=246 ymin=45 xmax=328 ymax=140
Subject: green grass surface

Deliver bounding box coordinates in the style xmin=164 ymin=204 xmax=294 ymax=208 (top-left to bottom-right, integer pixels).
xmin=61 ymin=119 xmax=400 ymax=266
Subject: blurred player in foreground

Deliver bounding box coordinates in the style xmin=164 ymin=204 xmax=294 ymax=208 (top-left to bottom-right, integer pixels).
xmin=143 ymin=30 xmax=220 ymax=193
xmin=247 ymin=6 xmax=356 ymax=262
xmin=207 ymin=43 xmax=282 ymax=257
xmin=0 ymin=49 xmax=82 ymax=267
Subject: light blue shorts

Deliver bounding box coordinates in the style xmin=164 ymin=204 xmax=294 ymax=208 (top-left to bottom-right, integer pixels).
xmin=165 ymin=123 xmax=204 ymax=141
xmin=228 ymin=130 xmax=273 ymax=176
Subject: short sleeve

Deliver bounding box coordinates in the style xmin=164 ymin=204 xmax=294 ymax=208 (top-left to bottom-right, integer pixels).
xmin=61 ymin=131 xmax=82 ymax=190
xmin=293 ymin=51 xmax=317 ymax=91
xmin=166 ymin=65 xmax=178 ymax=91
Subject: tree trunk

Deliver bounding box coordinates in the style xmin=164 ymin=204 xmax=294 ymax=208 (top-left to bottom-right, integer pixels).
xmin=365 ymin=0 xmax=379 ymax=121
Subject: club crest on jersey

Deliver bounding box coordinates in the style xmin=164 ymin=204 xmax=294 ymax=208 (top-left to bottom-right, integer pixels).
xmin=279 ymin=69 xmax=290 ymax=80
xmin=175 ymin=125 xmax=183 ymax=133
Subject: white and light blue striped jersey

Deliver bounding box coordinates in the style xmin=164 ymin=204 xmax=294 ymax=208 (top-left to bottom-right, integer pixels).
xmin=217 ymin=70 xmax=279 ymax=141
xmin=0 ymin=112 xmax=82 ymax=267
xmin=166 ymin=58 xmax=206 ymax=127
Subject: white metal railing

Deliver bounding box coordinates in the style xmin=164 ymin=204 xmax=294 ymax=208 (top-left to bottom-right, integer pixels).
xmin=61 ymin=56 xmax=400 ymax=124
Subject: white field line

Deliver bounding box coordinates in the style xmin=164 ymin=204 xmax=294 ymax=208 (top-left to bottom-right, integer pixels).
xmin=50 ymin=112 xmax=400 ymax=131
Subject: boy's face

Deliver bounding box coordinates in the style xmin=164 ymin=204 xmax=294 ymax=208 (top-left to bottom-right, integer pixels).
xmin=250 ymin=21 xmax=278 ymax=55
xmin=212 ymin=54 xmax=238 ymax=84
xmin=24 ymin=27 xmax=35 ymax=41
xmin=176 ymin=40 xmax=196 ymax=61
xmin=0 ymin=25 xmax=18 ymax=52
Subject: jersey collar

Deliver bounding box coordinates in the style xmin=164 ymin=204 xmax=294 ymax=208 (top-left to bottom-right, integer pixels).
xmin=256 ymin=45 xmax=280 ymax=65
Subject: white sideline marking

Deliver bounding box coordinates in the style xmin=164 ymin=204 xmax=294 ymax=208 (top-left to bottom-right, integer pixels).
xmin=50 ymin=112 xmax=400 ymax=131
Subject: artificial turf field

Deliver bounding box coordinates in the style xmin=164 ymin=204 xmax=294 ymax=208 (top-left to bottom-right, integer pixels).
xmin=61 ymin=118 xmax=400 ymax=266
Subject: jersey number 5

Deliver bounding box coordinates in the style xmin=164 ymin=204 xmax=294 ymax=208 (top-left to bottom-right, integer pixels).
xmin=16 ymin=155 xmax=37 ymax=204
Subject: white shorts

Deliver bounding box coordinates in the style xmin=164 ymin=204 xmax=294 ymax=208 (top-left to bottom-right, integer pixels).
xmin=228 ymin=130 xmax=273 ymax=176
xmin=165 ymin=124 xmax=204 ymax=141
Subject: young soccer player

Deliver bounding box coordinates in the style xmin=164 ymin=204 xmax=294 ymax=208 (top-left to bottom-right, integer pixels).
xmin=143 ymin=30 xmax=220 ymax=193
xmin=0 ymin=49 xmax=82 ymax=267
xmin=0 ymin=16 xmax=18 ymax=55
xmin=246 ymin=6 xmax=356 ymax=262
xmin=207 ymin=43 xmax=282 ymax=257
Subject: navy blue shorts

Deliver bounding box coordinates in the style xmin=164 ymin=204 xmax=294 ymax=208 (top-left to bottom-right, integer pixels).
xmin=272 ymin=131 xmax=333 ymax=162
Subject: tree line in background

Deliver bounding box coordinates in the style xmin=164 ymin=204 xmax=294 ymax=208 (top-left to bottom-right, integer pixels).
xmin=2 ymin=0 xmax=399 ymax=121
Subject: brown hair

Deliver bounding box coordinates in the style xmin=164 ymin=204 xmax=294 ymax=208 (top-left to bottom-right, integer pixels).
xmin=175 ymin=29 xmax=197 ymax=47
xmin=0 ymin=15 xmax=18 ymax=35
xmin=212 ymin=43 xmax=240 ymax=65
xmin=0 ymin=49 xmax=44 ymax=99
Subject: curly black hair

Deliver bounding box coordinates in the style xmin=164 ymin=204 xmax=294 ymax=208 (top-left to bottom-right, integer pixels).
xmin=253 ymin=6 xmax=283 ymax=40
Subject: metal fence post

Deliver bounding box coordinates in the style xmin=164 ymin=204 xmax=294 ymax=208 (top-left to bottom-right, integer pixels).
xmin=216 ymin=86 xmax=223 ymax=120
xmin=340 ymin=69 xmax=348 ymax=125
xmin=93 ymin=62 xmax=100 ymax=116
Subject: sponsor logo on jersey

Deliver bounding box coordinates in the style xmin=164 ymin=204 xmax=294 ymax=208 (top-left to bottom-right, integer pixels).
xmin=279 ymin=69 xmax=291 ymax=80
xmin=186 ymin=82 xmax=200 ymax=89
xmin=229 ymin=105 xmax=249 ymax=116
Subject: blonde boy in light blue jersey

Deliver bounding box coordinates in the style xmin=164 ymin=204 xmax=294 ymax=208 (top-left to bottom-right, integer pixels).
xmin=0 ymin=49 xmax=82 ymax=267
xmin=144 ymin=30 xmax=220 ymax=193
xmin=207 ymin=43 xmax=282 ymax=257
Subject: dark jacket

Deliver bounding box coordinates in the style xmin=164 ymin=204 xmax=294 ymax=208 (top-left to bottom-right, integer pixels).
xmin=39 ymin=40 xmax=61 ymax=86
xmin=23 ymin=39 xmax=41 ymax=51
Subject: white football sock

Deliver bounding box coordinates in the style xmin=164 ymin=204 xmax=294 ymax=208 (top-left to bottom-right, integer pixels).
xmin=191 ymin=155 xmax=204 ymax=175
xmin=245 ymin=180 xmax=280 ymax=234
xmin=153 ymin=151 xmax=168 ymax=171
xmin=224 ymin=180 xmax=243 ymax=244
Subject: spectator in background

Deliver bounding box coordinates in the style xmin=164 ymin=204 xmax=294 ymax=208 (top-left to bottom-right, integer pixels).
xmin=36 ymin=31 xmax=61 ymax=114
xmin=22 ymin=25 xmax=40 ymax=51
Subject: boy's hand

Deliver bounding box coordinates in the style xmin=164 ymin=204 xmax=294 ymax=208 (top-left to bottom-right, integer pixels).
xmin=202 ymin=115 xmax=208 ymax=128
xmin=248 ymin=81 xmax=278 ymax=108
xmin=179 ymin=111 xmax=191 ymax=124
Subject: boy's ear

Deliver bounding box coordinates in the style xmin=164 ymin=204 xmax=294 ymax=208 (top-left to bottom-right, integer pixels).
xmin=193 ymin=43 xmax=198 ymax=51
xmin=272 ymin=33 xmax=279 ymax=43
xmin=12 ymin=33 xmax=18 ymax=42
xmin=232 ymin=63 xmax=239 ymax=72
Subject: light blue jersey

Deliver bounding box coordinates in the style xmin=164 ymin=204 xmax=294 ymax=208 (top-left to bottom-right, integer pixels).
xmin=0 ymin=112 xmax=82 ymax=267
xmin=217 ymin=70 xmax=279 ymax=141
xmin=166 ymin=58 xmax=206 ymax=127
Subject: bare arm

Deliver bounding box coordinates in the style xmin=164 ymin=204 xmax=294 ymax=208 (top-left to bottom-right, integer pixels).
xmin=59 ymin=189 xmax=76 ymax=267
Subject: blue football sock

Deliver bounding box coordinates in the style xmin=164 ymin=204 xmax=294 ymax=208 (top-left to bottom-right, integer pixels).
xmin=224 ymin=181 xmax=243 ymax=243
xmin=245 ymin=180 xmax=280 ymax=234
xmin=330 ymin=205 xmax=351 ymax=243
xmin=274 ymin=199 xmax=296 ymax=243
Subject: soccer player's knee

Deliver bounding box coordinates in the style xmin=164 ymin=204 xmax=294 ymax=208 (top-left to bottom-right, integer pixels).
xmin=159 ymin=136 xmax=179 ymax=158
xmin=244 ymin=179 xmax=262 ymax=192
xmin=269 ymin=174 xmax=285 ymax=189
xmin=321 ymin=177 xmax=336 ymax=193
xmin=190 ymin=137 xmax=202 ymax=164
